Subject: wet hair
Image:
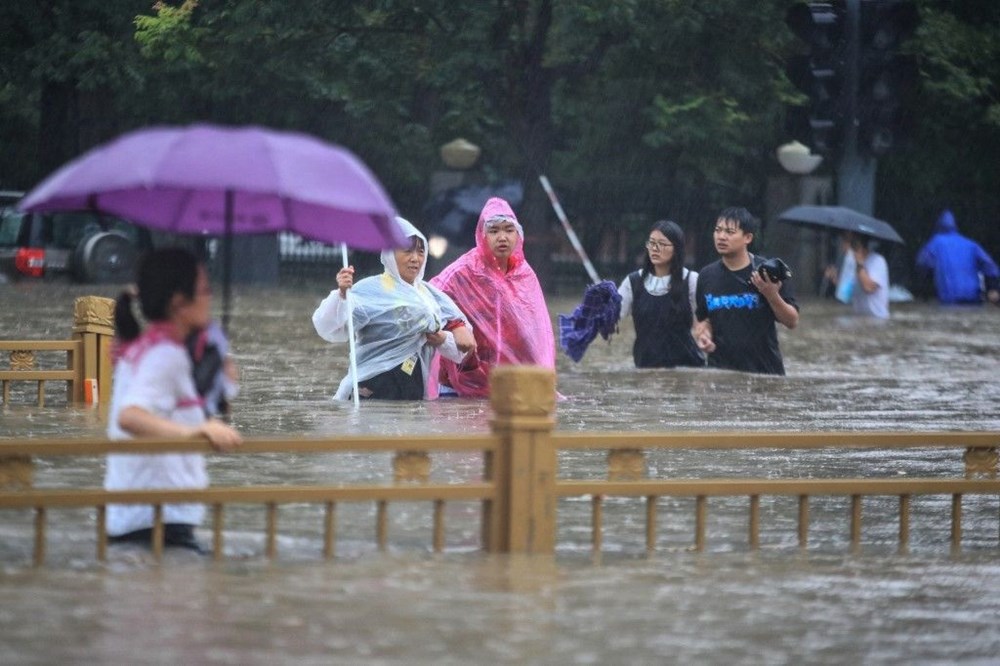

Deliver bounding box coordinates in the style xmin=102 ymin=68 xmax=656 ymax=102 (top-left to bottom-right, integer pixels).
xmin=641 ymin=219 xmax=688 ymax=299
xmin=402 ymin=235 xmax=425 ymax=252
xmin=114 ymin=247 xmax=201 ymax=342
xmin=716 ymin=207 xmax=759 ymax=236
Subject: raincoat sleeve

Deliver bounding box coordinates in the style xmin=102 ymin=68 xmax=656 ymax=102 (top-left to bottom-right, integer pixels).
xmin=915 ymin=241 xmax=935 ymax=271
xmin=312 ymin=290 xmax=371 ymax=343
xmin=428 ymin=284 xmax=471 ymax=329
xmin=975 ymin=244 xmax=1000 ymax=280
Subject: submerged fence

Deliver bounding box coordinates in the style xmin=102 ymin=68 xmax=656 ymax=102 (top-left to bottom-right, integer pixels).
xmin=2 ymin=366 xmax=999 ymax=566
xmin=0 ymin=295 xmax=113 ymax=410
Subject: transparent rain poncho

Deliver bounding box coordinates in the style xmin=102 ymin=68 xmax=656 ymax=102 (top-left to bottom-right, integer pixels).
xmin=429 ymin=197 xmax=555 ymax=397
xmin=312 ymin=218 xmax=469 ymax=400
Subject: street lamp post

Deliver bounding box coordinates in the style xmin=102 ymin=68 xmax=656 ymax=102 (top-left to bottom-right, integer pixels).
xmin=771 ymin=141 xmax=834 ymax=294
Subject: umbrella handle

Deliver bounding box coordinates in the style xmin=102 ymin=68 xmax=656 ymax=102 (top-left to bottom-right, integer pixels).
xmin=341 ymin=244 xmax=361 ymax=408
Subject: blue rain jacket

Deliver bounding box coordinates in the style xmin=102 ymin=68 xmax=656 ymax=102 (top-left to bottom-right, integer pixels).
xmin=915 ymin=210 xmax=1000 ymax=303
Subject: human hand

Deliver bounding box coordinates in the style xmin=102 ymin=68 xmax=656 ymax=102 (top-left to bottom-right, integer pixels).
xmin=693 ymin=321 xmax=715 ymax=353
xmin=696 ymin=331 xmax=715 ymax=353
xmin=450 ymin=325 xmax=477 ymax=353
xmin=337 ymin=266 xmax=355 ymax=298
xmin=223 ymin=357 xmax=239 ymax=383
xmin=425 ymin=330 xmax=447 ymax=347
xmin=750 ymin=270 xmax=781 ymax=299
xmin=197 ymin=419 xmax=242 ymax=452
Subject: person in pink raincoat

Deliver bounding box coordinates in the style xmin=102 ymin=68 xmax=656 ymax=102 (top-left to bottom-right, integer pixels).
xmin=429 ymin=196 xmax=556 ymax=397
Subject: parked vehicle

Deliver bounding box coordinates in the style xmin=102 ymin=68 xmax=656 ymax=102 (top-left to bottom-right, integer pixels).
xmin=0 ymin=191 xmax=153 ymax=283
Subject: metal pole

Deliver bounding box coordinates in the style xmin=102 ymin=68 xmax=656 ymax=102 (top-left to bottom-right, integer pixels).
xmin=538 ymin=175 xmax=602 ymax=285
xmin=341 ymin=244 xmax=360 ymax=408
xmin=837 ymin=0 xmax=877 ymax=215
xmin=222 ymin=190 xmax=234 ymax=334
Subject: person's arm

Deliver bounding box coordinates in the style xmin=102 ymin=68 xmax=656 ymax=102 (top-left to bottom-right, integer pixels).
xmin=973 ymin=244 xmax=1000 ymax=303
xmin=441 ymin=318 xmax=476 ymax=353
xmin=118 ymin=346 xmax=241 ymax=451
xmin=693 ymin=273 xmax=716 ymax=351
xmin=750 ymin=272 xmax=799 ymax=329
xmin=118 ymin=406 xmax=241 ymax=451
xmin=693 ymin=318 xmax=715 ymax=353
xmin=312 ymin=267 xmax=359 ymax=343
xmin=617 ymin=276 xmax=634 ymax=320
xmin=432 ymin=330 xmax=468 ymax=363
xmin=686 ymin=270 xmax=699 ymax=330
xmin=915 ymin=241 xmax=934 ymax=271
xmin=854 ymin=255 xmax=886 ymax=295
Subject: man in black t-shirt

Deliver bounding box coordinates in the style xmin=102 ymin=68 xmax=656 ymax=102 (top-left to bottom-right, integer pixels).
xmin=694 ymin=207 xmax=799 ymax=375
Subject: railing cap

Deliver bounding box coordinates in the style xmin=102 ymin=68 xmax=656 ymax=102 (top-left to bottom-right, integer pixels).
xmin=489 ymin=365 xmax=556 ymax=419
xmin=72 ymin=296 xmax=116 ymax=335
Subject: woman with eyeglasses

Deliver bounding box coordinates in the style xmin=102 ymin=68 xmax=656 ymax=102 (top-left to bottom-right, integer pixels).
xmin=617 ymin=220 xmax=704 ymax=368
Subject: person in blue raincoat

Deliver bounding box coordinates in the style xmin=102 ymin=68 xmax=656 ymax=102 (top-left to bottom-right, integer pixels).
xmin=312 ymin=217 xmax=476 ymax=400
xmin=915 ymin=209 xmax=1000 ymax=305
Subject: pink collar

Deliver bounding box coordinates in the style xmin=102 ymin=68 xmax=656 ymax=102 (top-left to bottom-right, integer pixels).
xmin=112 ymin=321 xmax=184 ymax=365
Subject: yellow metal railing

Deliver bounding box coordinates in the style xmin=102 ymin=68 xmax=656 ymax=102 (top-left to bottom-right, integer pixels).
xmin=0 ymin=295 xmax=114 ymax=408
xmin=2 ymin=366 xmax=999 ymax=566
xmin=0 ymin=339 xmax=81 ymax=406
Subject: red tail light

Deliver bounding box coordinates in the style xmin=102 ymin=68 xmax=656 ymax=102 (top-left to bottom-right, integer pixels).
xmin=14 ymin=248 xmax=45 ymax=277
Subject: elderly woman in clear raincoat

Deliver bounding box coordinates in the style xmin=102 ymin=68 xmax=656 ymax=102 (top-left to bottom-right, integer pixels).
xmin=429 ymin=196 xmax=555 ymax=397
xmin=312 ymin=217 xmax=475 ymax=400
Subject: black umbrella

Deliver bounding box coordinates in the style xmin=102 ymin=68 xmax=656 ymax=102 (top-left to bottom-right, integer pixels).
xmin=777 ymin=205 xmax=904 ymax=244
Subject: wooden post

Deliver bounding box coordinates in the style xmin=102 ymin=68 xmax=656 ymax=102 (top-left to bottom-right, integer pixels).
xmin=487 ymin=365 xmax=557 ymax=554
xmin=71 ymin=296 xmax=115 ymax=412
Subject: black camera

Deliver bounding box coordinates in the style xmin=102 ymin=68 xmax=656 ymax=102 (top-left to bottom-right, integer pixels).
xmin=757 ymin=257 xmax=791 ymax=283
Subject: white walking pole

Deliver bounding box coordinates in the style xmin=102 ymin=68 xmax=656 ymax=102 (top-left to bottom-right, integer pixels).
xmin=538 ymin=175 xmax=602 ymax=285
xmin=341 ymin=243 xmax=361 ymax=408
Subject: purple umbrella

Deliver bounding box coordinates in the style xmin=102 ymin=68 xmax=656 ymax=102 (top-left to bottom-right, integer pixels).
xmin=21 ymin=123 xmax=404 ymax=406
xmin=20 ymin=123 xmax=402 ymax=248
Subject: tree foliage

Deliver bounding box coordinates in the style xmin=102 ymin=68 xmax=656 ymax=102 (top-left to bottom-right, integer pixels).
xmin=1 ymin=0 xmax=998 ymax=277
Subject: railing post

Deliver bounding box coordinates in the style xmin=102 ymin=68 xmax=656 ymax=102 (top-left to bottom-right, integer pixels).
xmin=487 ymin=365 xmax=557 ymax=554
xmin=71 ymin=296 xmax=115 ymax=412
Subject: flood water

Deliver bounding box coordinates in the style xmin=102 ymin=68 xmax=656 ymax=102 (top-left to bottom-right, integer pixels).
xmin=3 ymin=277 xmax=1000 ymax=664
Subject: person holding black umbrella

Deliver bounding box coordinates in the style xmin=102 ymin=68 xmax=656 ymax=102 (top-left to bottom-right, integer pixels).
xmin=826 ymin=231 xmax=891 ymax=319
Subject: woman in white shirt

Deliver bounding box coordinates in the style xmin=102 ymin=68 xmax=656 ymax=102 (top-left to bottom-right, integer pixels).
xmin=617 ymin=220 xmax=705 ymax=368
xmin=105 ymin=248 xmax=241 ymax=552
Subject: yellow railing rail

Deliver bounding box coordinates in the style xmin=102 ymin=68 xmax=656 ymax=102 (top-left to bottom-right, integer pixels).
xmin=2 ymin=366 xmax=999 ymax=566
xmin=552 ymin=431 xmax=1000 ymax=450
xmin=0 ymin=339 xmax=81 ymax=406
xmin=0 ymin=295 xmax=114 ymax=408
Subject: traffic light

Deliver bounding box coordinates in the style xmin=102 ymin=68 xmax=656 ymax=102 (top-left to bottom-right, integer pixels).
xmin=857 ymin=0 xmax=919 ymax=156
xmin=785 ymin=1 xmax=848 ymax=157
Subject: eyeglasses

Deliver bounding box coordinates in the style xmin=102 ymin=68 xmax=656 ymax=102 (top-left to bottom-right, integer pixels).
xmin=645 ymin=239 xmax=673 ymax=251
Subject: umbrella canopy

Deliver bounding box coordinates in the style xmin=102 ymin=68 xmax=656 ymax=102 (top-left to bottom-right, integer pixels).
xmin=19 ymin=123 xmax=404 ymax=250
xmin=19 ymin=123 xmax=405 ymax=332
xmin=777 ymin=205 xmax=904 ymax=244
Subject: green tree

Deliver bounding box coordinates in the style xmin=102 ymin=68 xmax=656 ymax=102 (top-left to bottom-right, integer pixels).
xmin=0 ymin=1 xmax=149 ymax=188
